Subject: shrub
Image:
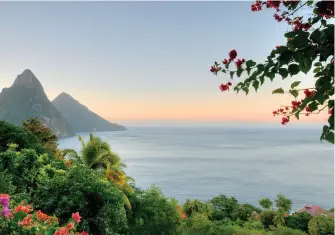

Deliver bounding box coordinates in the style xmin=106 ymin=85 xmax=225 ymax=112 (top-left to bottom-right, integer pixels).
xmin=286 ymin=212 xmax=312 ymax=233
xmin=210 ymin=195 xmax=239 ymax=220
xmin=127 ymin=186 xmax=181 ymax=235
xmin=32 ymin=165 xmax=128 ymax=235
xmin=260 ymin=209 xmax=276 ymax=229
xmin=308 ymin=216 xmax=334 ymax=235
xmin=0 ymin=121 xmax=44 ymax=153
xmin=268 ymin=226 xmax=308 ymax=235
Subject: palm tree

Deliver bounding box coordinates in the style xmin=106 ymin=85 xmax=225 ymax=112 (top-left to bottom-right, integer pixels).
xmin=62 ymin=134 xmax=134 ymax=208
xmin=273 ymin=209 xmax=286 ymax=227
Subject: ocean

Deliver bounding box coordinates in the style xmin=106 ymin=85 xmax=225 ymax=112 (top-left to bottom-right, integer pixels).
xmin=58 ymin=124 xmax=334 ymax=210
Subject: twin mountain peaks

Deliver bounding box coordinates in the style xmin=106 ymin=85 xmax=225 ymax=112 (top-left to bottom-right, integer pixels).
xmin=0 ymin=69 xmax=126 ymax=137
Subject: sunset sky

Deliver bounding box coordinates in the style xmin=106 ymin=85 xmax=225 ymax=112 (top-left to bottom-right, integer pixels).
xmin=0 ymin=1 xmax=327 ymax=125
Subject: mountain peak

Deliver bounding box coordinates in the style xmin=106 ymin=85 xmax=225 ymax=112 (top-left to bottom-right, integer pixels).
xmin=12 ymin=69 xmax=45 ymax=95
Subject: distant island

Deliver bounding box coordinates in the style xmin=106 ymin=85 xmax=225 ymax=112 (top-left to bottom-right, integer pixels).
xmin=52 ymin=92 xmax=126 ymax=133
xmin=0 ymin=69 xmax=126 ymax=137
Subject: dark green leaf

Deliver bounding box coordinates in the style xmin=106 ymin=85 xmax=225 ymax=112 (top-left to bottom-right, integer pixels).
xmin=225 ymin=63 xmax=229 ymax=69
xmin=295 ymin=112 xmax=300 ymax=120
xmin=313 ymin=67 xmax=321 ymax=73
xmin=242 ymin=87 xmax=249 ymax=95
xmin=272 ymin=88 xmax=284 ymax=94
xmin=246 ymin=68 xmax=251 ymax=75
xmin=284 ymin=31 xmax=299 ymax=38
xmin=328 ymin=100 xmax=334 ymax=109
xmin=310 ymin=29 xmax=321 ymax=44
xmin=278 ymin=50 xmax=293 ymax=66
xmin=325 ymin=131 xmax=334 ymax=144
xmin=253 ymin=80 xmax=260 ymax=92
xmin=328 ymin=114 xmax=334 ymax=129
xmin=279 ymin=68 xmax=289 ymax=79
xmin=291 ymin=81 xmax=301 ymax=89
xmin=300 ymin=56 xmax=312 ymax=74
xmin=307 ymin=0 xmax=313 ymax=6
xmin=236 ymin=68 xmax=243 ymax=77
xmin=257 ymin=64 xmax=265 ymax=72
xmin=314 ymin=62 xmax=322 ymax=67
xmin=221 ymin=69 xmax=226 ymax=73
xmin=290 ymin=90 xmax=299 ymax=98
xmin=259 ymin=76 xmax=265 ymax=85
xmin=230 ymin=71 xmax=235 ymax=79
xmin=246 ymin=60 xmax=257 ymax=68
xmin=266 ymin=71 xmax=275 ymax=81
xmin=288 ymin=64 xmax=300 ymax=76
xmin=308 ymin=101 xmax=319 ymax=112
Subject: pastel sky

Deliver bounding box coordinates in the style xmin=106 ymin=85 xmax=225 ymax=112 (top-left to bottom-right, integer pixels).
xmin=0 ymin=1 xmax=328 ymax=125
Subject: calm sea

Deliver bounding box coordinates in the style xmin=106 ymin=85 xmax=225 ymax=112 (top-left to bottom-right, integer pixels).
xmin=58 ymin=124 xmax=334 ymax=210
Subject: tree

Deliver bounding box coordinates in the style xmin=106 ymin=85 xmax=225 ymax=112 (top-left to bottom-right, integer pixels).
xmin=22 ymin=118 xmax=58 ymax=155
xmin=0 ymin=121 xmax=43 ymax=153
xmin=183 ymin=199 xmax=213 ymax=218
xmin=232 ymin=204 xmax=261 ymax=222
xmin=275 ymin=194 xmax=292 ymax=213
xmin=210 ymin=0 xmax=334 ymax=144
xmin=260 ymin=209 xmax=276 ymax=229
xmin=286 ymin=212 xmax=312 ymax=233
xmin=62 ymin=134 xmax=134 ymax=208
xmin=209 ymin=195 xmax=239 ymax=221
xmin=259 ymin=197 xmax=273 ymax=209
xmin=308 ymin=215 xmax=334 ymax=235
xmin=274 ymin=209 xmax=286 ymax=227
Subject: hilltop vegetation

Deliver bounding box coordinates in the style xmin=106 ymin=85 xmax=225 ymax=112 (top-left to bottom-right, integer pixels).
xmin=0 ymin=119 xmax=333 ymax=235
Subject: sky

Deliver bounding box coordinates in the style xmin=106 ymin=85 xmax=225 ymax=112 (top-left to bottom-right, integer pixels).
xmin=0 ymin=1 xmax=328 ymax=126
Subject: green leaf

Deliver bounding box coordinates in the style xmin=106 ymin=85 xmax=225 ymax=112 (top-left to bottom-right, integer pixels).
xmin=259 ymin=76 xmax=265 ymax=85
xmin=266 ymin=71 xmax=275 ymax=81
xmin=310 ymin=29 xmax=321 ymax=44
xmin=221 ymin=69 xmax=226 ymax=73
xmin=325 ymin=131 xmax=334 ymax=144
xmin=307 ymin=0 xmax=313 ymax=6
xmin=308 ymin=101 xmax=319 ymax=112
xmin=278 ymin=68 xmax=288 ymax=79
xmin=225 ymin=63 xmax=229 ymax=69
xmin=295 ymin=112 xmax=300 ymax=120
xmin=246 ymin=68 xmax=251 ymax=75
xmin=329 ymin=114 xmax=334 ymax=130
xmin=230 ymin=71 xmax=235 ymax=79
xmin=313 ymin=67 xmax=321 ymax=73
xmin=314 ymin=62 xmax=322 ymax=67
xmin=278 ymin=50 xmax=293 ymax=66
xmin=290 ymin=90 xmax=299 ymax=98
xmin=288 ymin=64 xmax=300 ymax=76
xmin=291 ymin=81 xmax=301 ymax=89
xmin=328 ymin=100 xmax=334 ymax=109
xmin=276 ymin=46 xmax=288 ymax=53
xmin=253 ymin=80 xmax=260 ymax=92
xmin=246 ymin=60 xmax=256 ymax=68
xmin=236 ymin=68 xmax=243 ymax=77
xmin=257 ymin=64 xmax=265 ymax=72
xmin=284 ymin=31 xmax=299 ymax=38
xmin=242 ymin=87 xmax=249 ymax=95
xmin=272 ymin=88 xmax=284 ymax=94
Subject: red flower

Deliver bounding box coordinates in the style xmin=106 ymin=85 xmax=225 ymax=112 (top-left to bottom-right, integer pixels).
xmin=267 ymin=0 xmax=281 ymax=9
xmin=227 ymin=82 xmax=232 ymax=86
xmin=55 ymin=227 xmax=69 ymax=235
xmin=72 ymin=212 xmax=81 ymax=223
xmin=251 ymin=1 xmax=262 ymax=11
xmin=235 ymin=59 xmax=244 ymax=68
xmin=304 ymin=89 xmax=314 ymax=97
xmin=222 ymin=59 xmax=228 ymax=64
xmin=37 ymin=210 xmax=49 ymax=221
xmin=281 ymin=116 xmax=289 ymax=125
xmin=329 ymin=108 xmax=333 ymax=115
xmin=285 ymin=107 xmax=289 ymax=110
xmin=210 ymin=66 xmax=216 ymax=73
xmin=181 ymin=212 xmax=187 ymax=220
xmin=219 ymin=84 xmax=229 ymax=92
xmin=15 ymin=203 xmax=32 ymax=214
xmin=305 ymin=113 xmax=310 ymax=116
xmin=276 ymin=46 xmax=279 ymax=49
xmin=67 ymin=222 xmax=74 ymax=230
xmin=303 ymin=23 xmax=312 ymax=31
xmin=306 ymin=107 xmax=311 ymax=113
xmin=81 ymin=232 xmax=89 ymax=235
xmin=279 ymin=108 xmax=284 ymax=112
xmin=229 ymin=49 xmax=237 ymax=60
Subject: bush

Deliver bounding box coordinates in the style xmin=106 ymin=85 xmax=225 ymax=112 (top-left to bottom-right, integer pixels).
xmin=210 ymin=195 xmax=239 ymax=220
xmin=308 ymin=216 xmax=334 ymax=235
xmin=127 ymin=186 xmax=181 ymax=235
xmin=286 ymin=212 xmax=312 ymax=233
xmin=32 ymin=165 xmax=128 ymax=235
xmin=233 ymin=203 xmax=261 ymax=222
xmin=243 ymin=221 xmax=264 ymax=230
xmin=0 ymin=121 xmax=44 ymax=153
xmin=183 ymin=199 xmax=212 ymax=218
xmin=268 ymin=226 xmax=308 ymax=235
xmin=260 ymin=209 xmax=276 ymax=229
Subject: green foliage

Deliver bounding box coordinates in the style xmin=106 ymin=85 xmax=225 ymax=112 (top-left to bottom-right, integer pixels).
xmin=182 ymin=212 xmax=212 ymax=235
xmin=267 ymin=226 xmax=308 ymax=235
xmin=260 ymin=209 xmax=276 ymax=229
xmin=259 ymin=198 xmax=273 ymax=209
xmin=210 ymin=195 xmax=239 ymax=221
xmin=232 ymin=204 xmax=261 ymax=222
xmin=275 ymin=194 xmax=292 ymax=213
xmin=22 ymin=117 xmax=58 ymax=155
xmin=183 ymin=199 xmax=212 ymax=218
xmin=308 ymin=216 xmax=334 ymax=235
xmin=127 ymin=186 xmax=181 ymax=235
xmin=243 ymin=221 xmax=264 ymax=231
xmin=0 ymin=171 xmax=16 ymax=195
xmin=286 ymin=212 xmax=312 ymax=233
xmin=0 ymin=121 xmax=43 ymax=153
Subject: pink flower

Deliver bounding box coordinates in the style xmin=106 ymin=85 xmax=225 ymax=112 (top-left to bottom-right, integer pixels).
xmin=72 ymin=212 xmax=81 ymax=223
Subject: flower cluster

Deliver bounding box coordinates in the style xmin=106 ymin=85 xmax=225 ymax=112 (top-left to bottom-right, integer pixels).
xmin=304 ymin=89 xmax=316 ymax=97
xmin=0 ymin=194 xmax=11 ymax=218
xmin=251 ymin=1 xmax=262 ymax=12
xmin=292 ymin=18 xmax=312 ymax=31
xmin=0 ymin=195 xmax=89 ymax=235
xmin=219 ymin=82 xmax=233 ymax=92
xmin=176 ymin=205 xmax=187 ymax=220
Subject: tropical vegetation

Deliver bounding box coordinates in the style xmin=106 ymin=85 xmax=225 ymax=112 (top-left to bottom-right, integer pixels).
xmin=0 ymin=118 xmax=333 ymax=235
